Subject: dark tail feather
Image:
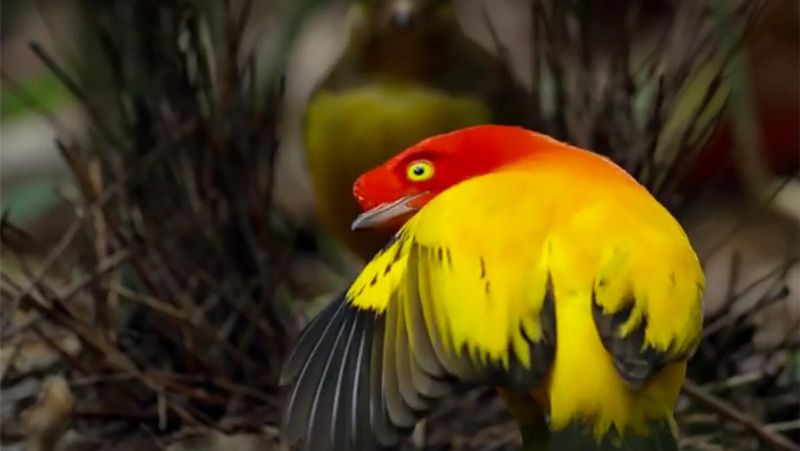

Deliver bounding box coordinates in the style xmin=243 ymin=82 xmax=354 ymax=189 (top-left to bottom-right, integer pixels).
xmin=547 ymin=419 xmax=678 ymax=451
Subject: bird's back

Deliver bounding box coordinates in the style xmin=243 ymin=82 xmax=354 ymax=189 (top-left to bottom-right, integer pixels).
xmin=351 ymin=145 xmax=704 ymax=440
xmin=284 ymin=128 xmax=704 ymax=450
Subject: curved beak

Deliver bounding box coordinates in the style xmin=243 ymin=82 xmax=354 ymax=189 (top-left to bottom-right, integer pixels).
xmin=351 ymin=193 xmax=427 ymax=230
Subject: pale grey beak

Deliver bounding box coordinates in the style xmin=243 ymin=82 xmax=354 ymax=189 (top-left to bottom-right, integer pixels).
xmin=351 ymin=193 xmax=427 ymax=230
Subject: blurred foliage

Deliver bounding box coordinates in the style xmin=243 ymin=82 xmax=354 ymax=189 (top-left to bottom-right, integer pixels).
xmin=0 ymin=73 xmax=71 ymax=121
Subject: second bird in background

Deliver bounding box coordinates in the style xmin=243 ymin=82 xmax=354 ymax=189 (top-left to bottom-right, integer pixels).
xmin=304 ymin=0 xmax=528 ymax=260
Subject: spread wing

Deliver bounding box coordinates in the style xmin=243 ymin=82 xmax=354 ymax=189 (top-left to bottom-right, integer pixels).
xmin=281 ymin=166 xmax=704 ymax=450
xmin=281 ymin=172 xmax=558 ymax=450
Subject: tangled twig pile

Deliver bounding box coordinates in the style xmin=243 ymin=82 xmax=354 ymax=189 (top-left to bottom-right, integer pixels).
xmin=2 ymin=0 xmax=303 ymax=448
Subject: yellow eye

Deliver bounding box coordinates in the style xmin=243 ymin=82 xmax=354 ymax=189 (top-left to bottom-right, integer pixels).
xmin=406 ymin=160 xmax=434 ymax=182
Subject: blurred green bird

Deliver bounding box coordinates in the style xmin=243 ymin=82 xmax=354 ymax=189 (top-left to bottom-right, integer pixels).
xmin=304 ymin=0 xmax=526 ymax=260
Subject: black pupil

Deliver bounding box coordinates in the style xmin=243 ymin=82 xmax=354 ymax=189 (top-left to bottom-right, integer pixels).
xmin=413 ymin=166 xmax=425 ymax=176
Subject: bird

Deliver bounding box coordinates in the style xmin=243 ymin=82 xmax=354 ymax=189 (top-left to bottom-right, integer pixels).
xmin=304 ymin=0 xmax=526 ymax=260
xmin=281 ymin=125 xmax=704 ymax=450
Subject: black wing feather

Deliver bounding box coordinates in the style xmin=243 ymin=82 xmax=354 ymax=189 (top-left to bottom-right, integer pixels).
xmin=328 ymin=310 xmax=361 ymax=450
xmin=282 ymin=299 xmax=347 ymax=443
xmin=381 ymin=294 xmax=418 ymax=427
xmin=280 ymin=297 xmax=343 ymax=385
xmin=370 ymin=317 xmax=402 ymax=446
xmin=592 ymin=290 xmax=690 ymax=389
xmin=394 ymin=294 xmax=432 ymax=411
xmin=351 ymin=311 xmax=376 ymax=450
xmin=305 ymin=310 xmax=352 ymax=450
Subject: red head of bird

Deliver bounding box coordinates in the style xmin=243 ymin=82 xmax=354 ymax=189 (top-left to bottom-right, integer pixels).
xmin=351 ymin=124 xmax=604 ymax=230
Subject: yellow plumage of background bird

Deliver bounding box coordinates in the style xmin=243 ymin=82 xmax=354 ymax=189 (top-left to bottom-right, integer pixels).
xmin=304 ymin=0 xmax=526 ymax=259
xmin=282 ymin=125 xmax=704 ymax=450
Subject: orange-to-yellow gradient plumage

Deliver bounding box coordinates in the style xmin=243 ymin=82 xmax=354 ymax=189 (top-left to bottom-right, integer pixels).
xmin=281 ymin=125 xmax=704 ymax=450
